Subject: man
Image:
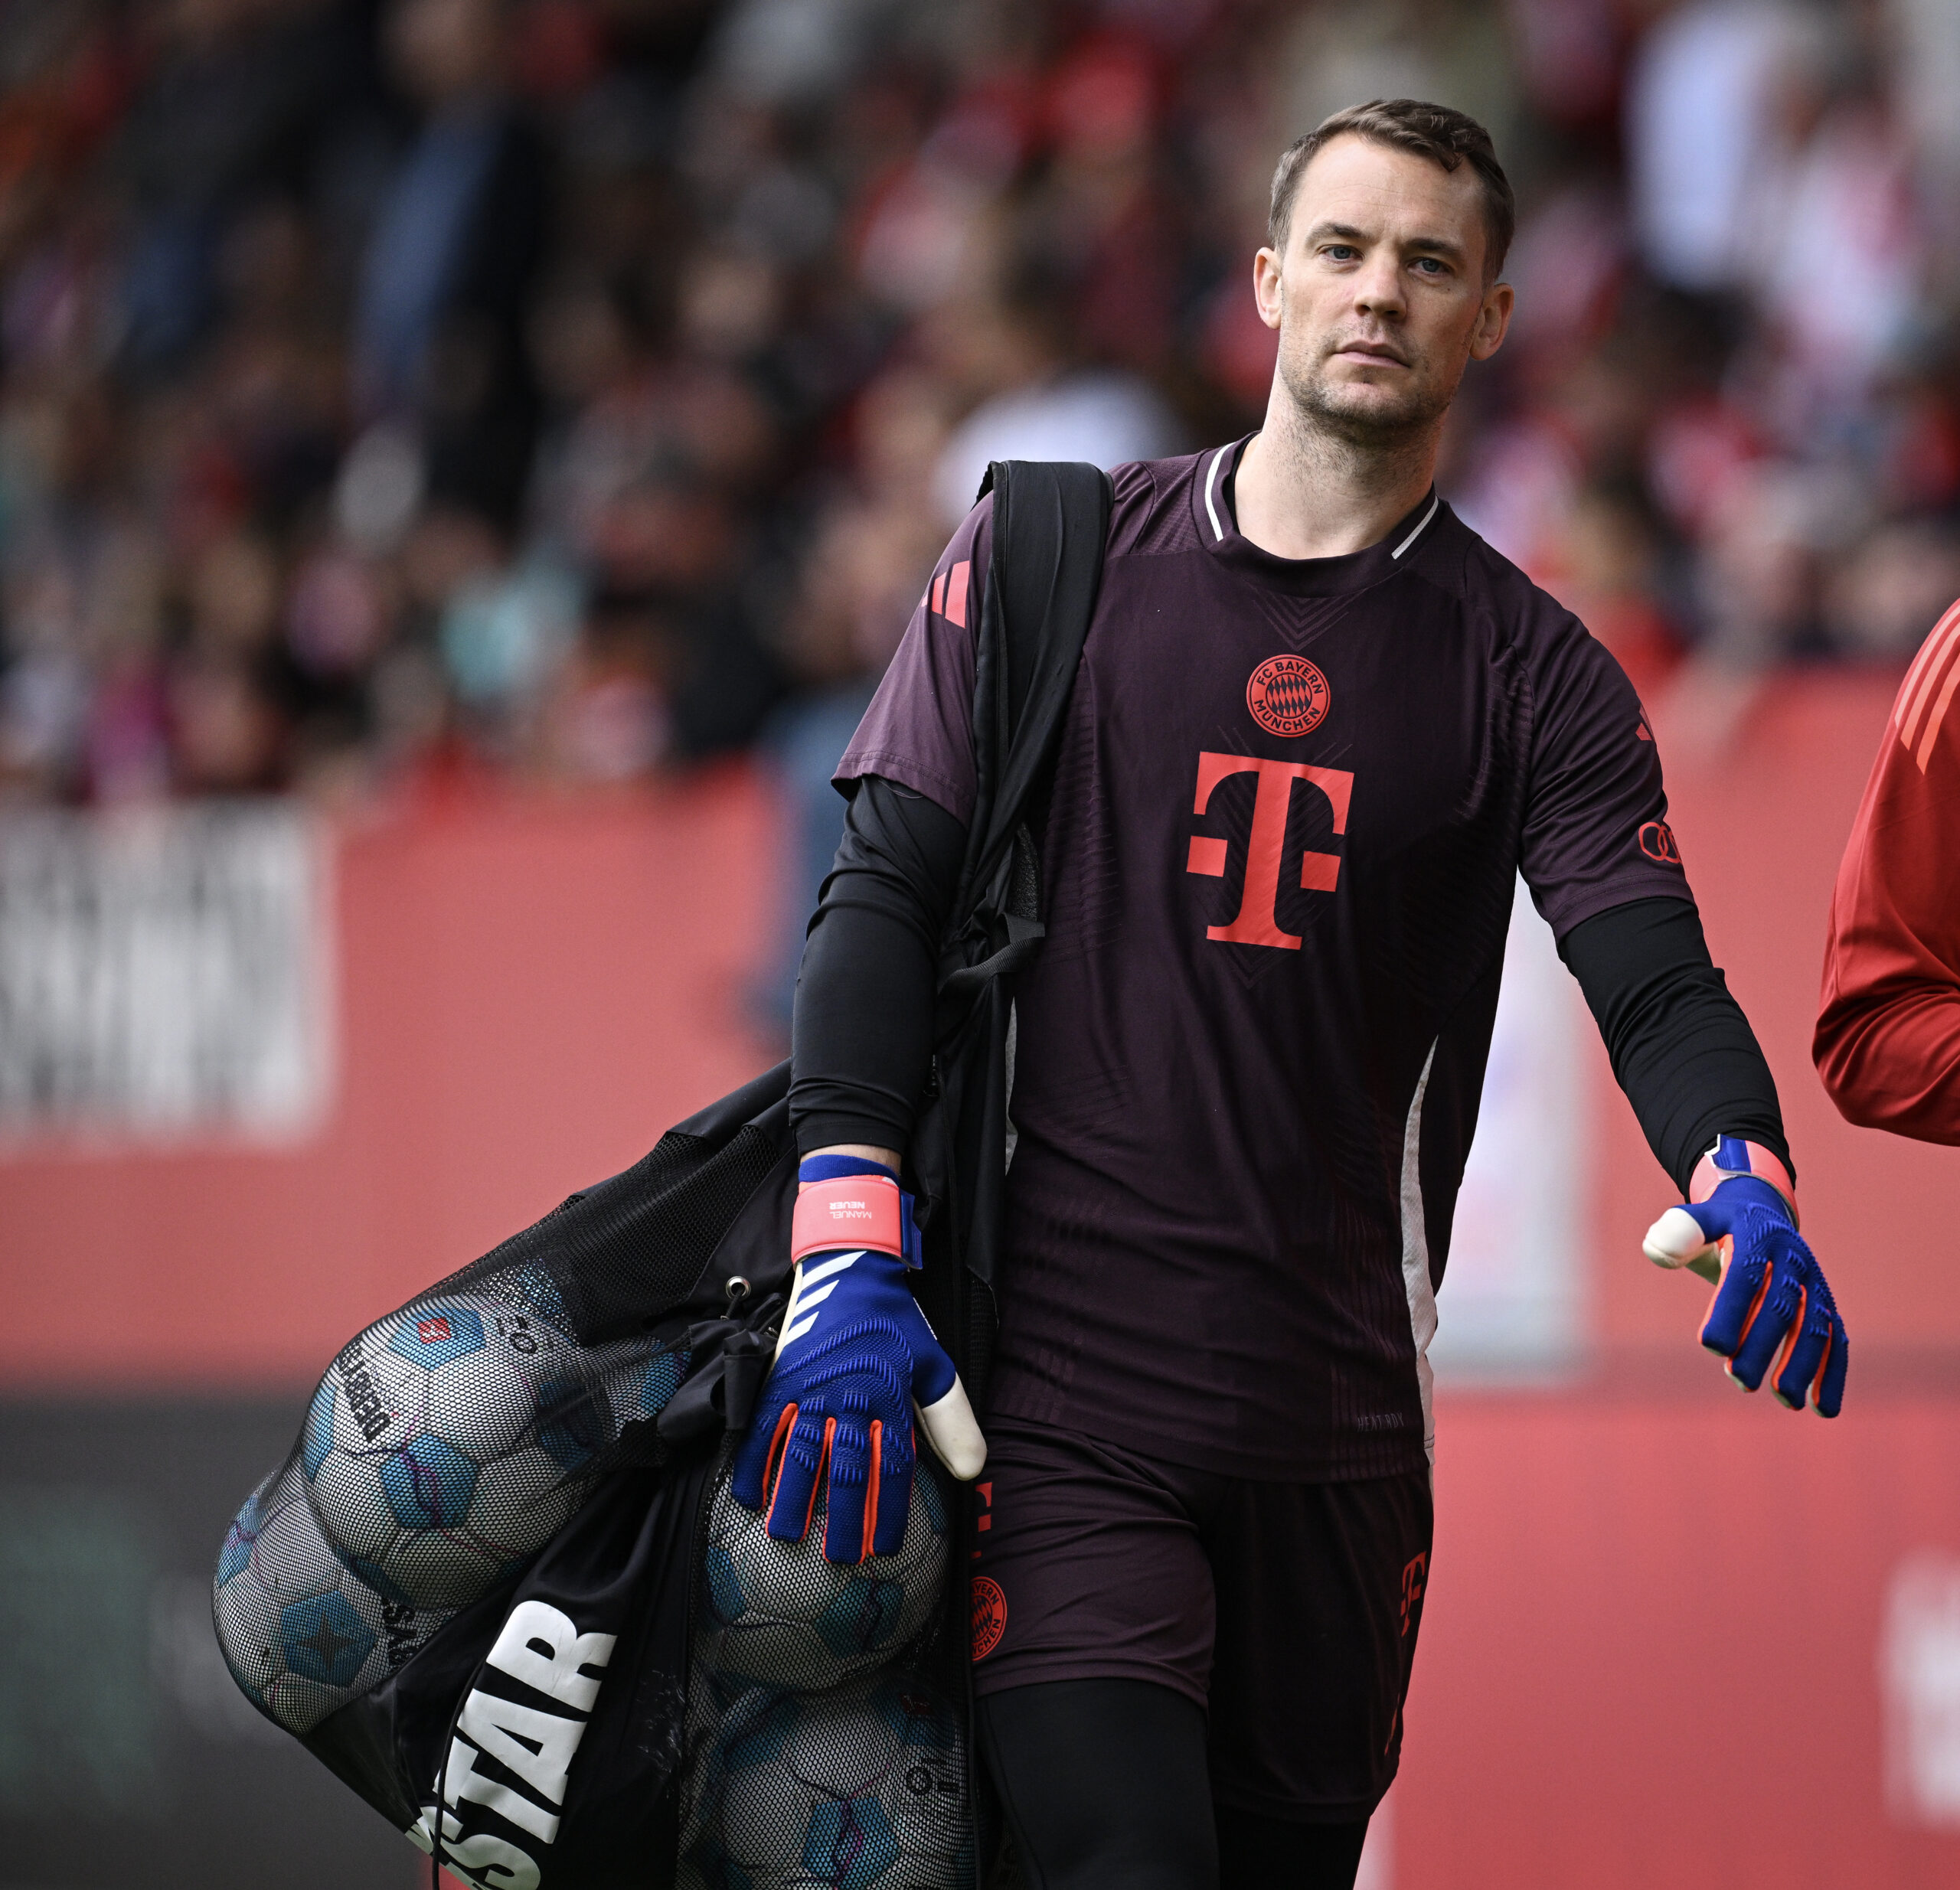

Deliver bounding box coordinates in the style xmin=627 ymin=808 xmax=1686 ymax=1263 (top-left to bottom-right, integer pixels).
xmin=1815 ymin=599 xmax=1960 ymax=1139
xmin=738 ymin=101 xmax=1847 ymax=1890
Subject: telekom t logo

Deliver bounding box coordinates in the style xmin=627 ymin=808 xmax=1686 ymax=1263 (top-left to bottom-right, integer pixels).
xmin=1186 ymin=751 xmax=1354 ymax=950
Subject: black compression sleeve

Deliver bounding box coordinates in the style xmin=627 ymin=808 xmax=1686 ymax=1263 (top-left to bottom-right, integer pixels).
xmin=1558 ymin=896 xmax=1792 ymax=1196
xmin=789 ymin=775 xmax=967 ymax=1157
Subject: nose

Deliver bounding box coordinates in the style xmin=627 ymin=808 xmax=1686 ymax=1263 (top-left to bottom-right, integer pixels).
xmin=1352 ymin=250 xmax=1406 ymax=322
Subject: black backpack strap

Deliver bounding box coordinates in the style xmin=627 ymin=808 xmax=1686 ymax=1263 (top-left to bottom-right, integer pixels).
xmin=957 ymin=459 xmax=1112 ymax=915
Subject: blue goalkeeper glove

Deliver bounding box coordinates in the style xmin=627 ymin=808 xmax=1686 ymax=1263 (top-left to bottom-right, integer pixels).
xmin=730 ymin=1154 xmax=985 ymax=1564
xmin=1643 ymin=1137 xmax=1847 ymax=1415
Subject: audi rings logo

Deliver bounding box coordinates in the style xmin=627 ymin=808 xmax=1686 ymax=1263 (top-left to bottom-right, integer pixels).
xmin=1246 ymin=655 xmax=1331 ymax=738
xmin=1638 ymin=820 xmax=1682 ymax=865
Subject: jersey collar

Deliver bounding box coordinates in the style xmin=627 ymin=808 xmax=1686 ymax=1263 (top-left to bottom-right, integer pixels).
xmin=1191 ymin=433 xmax=1444 ymax=596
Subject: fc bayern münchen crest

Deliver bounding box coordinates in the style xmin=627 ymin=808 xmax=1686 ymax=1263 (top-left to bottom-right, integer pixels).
xmin=1246 ymin=654 xmax=1330 ymax=737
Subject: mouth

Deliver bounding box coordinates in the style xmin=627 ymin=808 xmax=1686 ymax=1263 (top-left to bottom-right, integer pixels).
xmin=1328 ymin=341 xmax=1410 ymax=368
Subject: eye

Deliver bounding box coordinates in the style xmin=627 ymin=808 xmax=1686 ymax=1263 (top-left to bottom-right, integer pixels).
xmin=1324 ymin=245 xmax=1359 ymax=262
xmin=1412 ymin=256 xmax=1449 ymax=276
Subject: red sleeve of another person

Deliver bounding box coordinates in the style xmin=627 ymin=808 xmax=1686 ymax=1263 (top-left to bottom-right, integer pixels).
xmin=1815 ymin=601 xmax=1960 ymax=1143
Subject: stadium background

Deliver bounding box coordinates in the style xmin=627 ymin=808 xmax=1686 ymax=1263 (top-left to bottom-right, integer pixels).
xmin=0 ymin=0 xmax=1958 ymax=1882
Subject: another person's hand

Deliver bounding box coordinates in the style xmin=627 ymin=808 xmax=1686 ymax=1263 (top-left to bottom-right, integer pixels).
xmin=731 ymin=1154 xmax=986 ymax=1562
xmin=1644 ymin=1138 xmax=1847 ymax=1415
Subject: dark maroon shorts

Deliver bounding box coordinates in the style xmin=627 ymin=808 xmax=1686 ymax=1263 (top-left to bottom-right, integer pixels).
xmin=969 ymin=1417 xmax=1433 ymax=1820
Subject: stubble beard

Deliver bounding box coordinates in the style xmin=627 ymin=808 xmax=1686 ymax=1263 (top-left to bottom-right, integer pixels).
xmin=1276 ymin=336 xmax=1455 ymax=456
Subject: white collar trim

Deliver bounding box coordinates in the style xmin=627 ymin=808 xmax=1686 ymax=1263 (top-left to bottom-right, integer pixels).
xmin=1391 ymin=493 xmax=1441 ymax=560
xmin=1206 ymin=449 xmax=1437 ymax=561
xmin=1202 ymin=443 xmax=1231 ymax=543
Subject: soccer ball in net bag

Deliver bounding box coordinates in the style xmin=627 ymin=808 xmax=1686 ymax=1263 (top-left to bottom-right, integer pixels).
xmin=679 ymin=1670 xmax=971 ymax=1890
xmin=302 ymin=1292 xmax=612 ymax=1608
xmin=214 ymin=1460 xmax=442 ymax=1735
xmin=696 ymin=1455 xmax=949 ymax=1692
xmin=599 ymin=1337 xmax=692 ymax=1429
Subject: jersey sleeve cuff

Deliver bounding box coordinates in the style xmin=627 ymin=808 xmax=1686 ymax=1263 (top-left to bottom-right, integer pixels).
xmin=831 ymin=752 xmax=973 ymax=827
xmin=1542 ymin=877 xmax=1698 ymax=946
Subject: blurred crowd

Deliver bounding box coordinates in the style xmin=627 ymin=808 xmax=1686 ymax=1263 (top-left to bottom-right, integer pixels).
xmin=0 ymin=0 xmax=1956 ymax=834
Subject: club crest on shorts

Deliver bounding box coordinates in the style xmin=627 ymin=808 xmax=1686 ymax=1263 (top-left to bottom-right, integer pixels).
xmin=970 ymin=1576 xmax=1006 ymax=1662
xmin=1246 ymin=655 xmax=1330 ymax=737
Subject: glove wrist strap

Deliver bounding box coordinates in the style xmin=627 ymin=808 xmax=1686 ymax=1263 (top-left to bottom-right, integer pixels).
xmin=791 ymin=1174 xmax=921 ymax=1268
xmin=1690 ymin=1137 xmax=1798 ymax=1226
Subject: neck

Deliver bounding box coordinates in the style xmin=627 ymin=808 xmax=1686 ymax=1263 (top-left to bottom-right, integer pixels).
xmin=1233 ymin=393 xmax=1440 ymax=561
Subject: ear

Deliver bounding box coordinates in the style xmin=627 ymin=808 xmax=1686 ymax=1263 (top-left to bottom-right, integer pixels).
xmin=1253 ymin=246 xmax=1283 ymax=333
xmin=1469 ymin=280 xmax=1514 ymax=362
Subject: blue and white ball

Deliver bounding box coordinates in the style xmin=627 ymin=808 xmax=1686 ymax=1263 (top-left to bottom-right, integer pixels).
xmin=598 ymin=1337 xmax=691 ymax=1434
xmin=680 ymin=1672 xmax=972 ymax=1890
xmin=301 ymin=1292 xmax=608 ymax=1608
xmin=696 ymin=1461 xmax=949 ymax=1692
xmin=213 ymin=1461 xmax=442 ymax=1735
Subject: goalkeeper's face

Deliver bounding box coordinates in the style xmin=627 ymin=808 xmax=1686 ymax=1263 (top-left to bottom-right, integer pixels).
xmin=1255 ymin=135 xmax=1512 ymax=446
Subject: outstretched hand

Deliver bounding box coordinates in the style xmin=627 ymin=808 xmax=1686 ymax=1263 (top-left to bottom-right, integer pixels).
xmin=1645 ymin=1157 xmax=1847 ymax=1415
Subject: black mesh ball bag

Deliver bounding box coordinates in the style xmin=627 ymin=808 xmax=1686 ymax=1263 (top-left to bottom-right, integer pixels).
xmin=214 ymin=1047 xmax=974 ymax=1890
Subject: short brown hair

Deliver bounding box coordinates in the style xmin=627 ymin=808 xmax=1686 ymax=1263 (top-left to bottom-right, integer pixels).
xmin=1268 ymin=99 xmax=1515 ymax=280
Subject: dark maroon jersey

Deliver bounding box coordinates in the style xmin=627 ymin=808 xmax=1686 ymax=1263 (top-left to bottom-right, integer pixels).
xmin=840 ymin=440 xmax=1691 ymax=1479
